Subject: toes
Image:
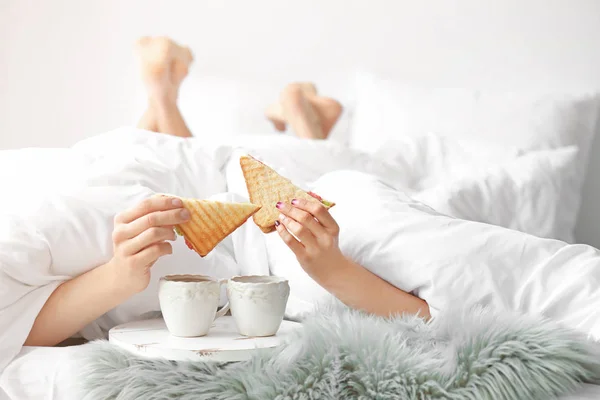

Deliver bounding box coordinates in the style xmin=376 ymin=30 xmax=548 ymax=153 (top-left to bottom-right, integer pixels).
xmin=134 ymin=36 xmax=196 ymax=86
xmin=135 ymin=36 xmax=176 ymax=62
xmin=169 ymin=44 xmax=194 ymax=84
xmin=182 ymin=47 xmax=194 ymax=64
xmin=171 ymin=61 xmax=189 ymax=83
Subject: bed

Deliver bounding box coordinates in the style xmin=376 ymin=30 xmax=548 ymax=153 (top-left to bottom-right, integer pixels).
xmin=3 ymin=1 xmax=600 ymax=399
xmin=1 ymin=126 xmax=600 ymax=398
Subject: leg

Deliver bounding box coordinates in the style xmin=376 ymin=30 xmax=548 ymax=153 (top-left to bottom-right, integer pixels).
xmin=137 ymin=107 xmax=158 ymax=132
xmin=265 ymin=83 xmax=343 ymax=140
xmin=134 ymin=37 xmax=194 ymax=138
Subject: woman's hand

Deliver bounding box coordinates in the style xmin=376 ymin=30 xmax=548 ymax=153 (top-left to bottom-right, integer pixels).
xmin=25 ymin=195 xmax=192 ymax=347
xmin=275 ymin=198 xmax=344 ymax=279
xmin=274 ymin=198 xmax=431 ymax=320
xmin=107 ymin=195 xmax=191 ymax=295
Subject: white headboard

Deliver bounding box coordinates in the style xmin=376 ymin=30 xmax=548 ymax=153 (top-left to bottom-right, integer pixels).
xmin=2 ymin=0 xmax=600 ymax=246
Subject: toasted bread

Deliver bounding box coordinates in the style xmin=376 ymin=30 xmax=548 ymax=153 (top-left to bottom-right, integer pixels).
xmin=172 ymin=197 xmax=260 ymax=256
xmin=239 ymin=155 xmax=335 ymax=233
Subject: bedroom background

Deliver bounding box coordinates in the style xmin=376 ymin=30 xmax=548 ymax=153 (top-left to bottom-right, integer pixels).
xmin=1 ymin=0 xmax=600 ymax=247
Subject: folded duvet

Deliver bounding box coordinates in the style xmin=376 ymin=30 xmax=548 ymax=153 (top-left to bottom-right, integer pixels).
xmin=1 ymin=127 xmax=599 ymax=373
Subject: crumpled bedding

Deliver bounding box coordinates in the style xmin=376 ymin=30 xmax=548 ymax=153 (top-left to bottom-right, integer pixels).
xmin=0 ymin=127 xmax=597 ymax=376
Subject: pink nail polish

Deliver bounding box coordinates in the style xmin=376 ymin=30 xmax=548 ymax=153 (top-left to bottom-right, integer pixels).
xmin=291 ymin=199 xmax=298 ymax=205
xmin=276 ymin=202 xmax=283 ymax=209
xmin=275 ymin=220 xmax=280 ymax=227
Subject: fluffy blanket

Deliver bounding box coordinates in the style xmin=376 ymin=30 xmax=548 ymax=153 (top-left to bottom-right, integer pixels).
xmin=75 ymin=304 xmax=600 ymax=400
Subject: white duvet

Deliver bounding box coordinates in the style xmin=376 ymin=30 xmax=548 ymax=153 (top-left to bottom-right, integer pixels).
xmin=1 ymin=127 xmax=600 ymax=379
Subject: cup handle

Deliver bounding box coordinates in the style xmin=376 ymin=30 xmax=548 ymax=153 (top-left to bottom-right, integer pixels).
xmin=214 ymin=302 xmax=230 ymax=320
xmin=214 ymin=279 xmax=230 ymax=320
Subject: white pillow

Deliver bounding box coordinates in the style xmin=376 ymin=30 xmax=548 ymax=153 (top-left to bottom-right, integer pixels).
xmin=265 ymin=170 xmax=600 ymax=339
xmin=370 ymin=133 xmax=515 ymax=192
xmin=413 ymin=146 xmax=579 ymax=242
xmin=352 ymin=72 xmax=600 ymax=159
xmin=351 ymin=72 xmax=600 ymax=240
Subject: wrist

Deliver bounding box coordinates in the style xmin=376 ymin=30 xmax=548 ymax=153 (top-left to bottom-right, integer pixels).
xmin=310 ymin=251 xmax=353 ymax=288
xmin=96 ymin=259 xmax=137 ymax=302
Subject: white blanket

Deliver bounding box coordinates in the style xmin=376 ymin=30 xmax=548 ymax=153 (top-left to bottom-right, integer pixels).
xmin=0 ymin=127 xmax=598 ymax=374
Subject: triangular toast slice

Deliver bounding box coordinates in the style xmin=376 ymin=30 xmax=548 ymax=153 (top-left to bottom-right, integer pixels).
xmin=240 ymin=155 xmax=335 ymax=233
xmin=173 ymin=198 xmax=260 ymax=257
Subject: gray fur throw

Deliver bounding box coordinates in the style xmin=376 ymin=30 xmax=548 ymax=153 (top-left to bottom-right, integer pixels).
xmin=75 ymin=305 xmax=600 ymax=399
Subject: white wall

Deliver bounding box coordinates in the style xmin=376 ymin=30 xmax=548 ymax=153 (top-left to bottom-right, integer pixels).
xmin=3 ymin=0 xmax=600 ymax=148
xmin=2 ymin=0 xmax=600 ymax=246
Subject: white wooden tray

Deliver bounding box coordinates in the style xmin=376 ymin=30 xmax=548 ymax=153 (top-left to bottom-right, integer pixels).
xmin=109 ymin=316 xmax=301 ymax=362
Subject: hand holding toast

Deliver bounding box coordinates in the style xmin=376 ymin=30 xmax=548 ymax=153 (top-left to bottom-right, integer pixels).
xmin=107 ymin=196 xmax=190 ymax=295
xmin=275 ymin=198 xmax=344 ymax=278
xmin=240 ymin=155 xmax=335 ymax=233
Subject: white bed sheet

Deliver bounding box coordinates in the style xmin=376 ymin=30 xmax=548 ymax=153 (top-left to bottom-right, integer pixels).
xmin=1 ymin=346 xmax=599 ymax=400
xmin=2 ymin=129 xmax=600 ymax=397
xmin=1 ymin=347 xmax=82 ymax=400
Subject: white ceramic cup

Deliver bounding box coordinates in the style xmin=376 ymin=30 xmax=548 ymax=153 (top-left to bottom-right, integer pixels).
xmin=158 ymin=274 xmax=230 ymax=337
xmin=227 ymin=275 xmax=290 ymax=337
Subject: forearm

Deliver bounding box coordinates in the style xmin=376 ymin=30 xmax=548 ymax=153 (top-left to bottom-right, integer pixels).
xmin=314 ymin=256 xmax=431 ymax=319
xmin=24 ymin=261 xmax=132 ymax=347
xmin=152 ymin=96 xmax=193 ymax=138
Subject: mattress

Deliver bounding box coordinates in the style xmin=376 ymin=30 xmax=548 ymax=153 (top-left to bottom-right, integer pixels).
xmin=2 ymin=346 xmax=600 ymax=400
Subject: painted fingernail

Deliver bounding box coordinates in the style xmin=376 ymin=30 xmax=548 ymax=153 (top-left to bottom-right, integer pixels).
xmin=180 ymin=209 xmax=190 ymax=219
xmin=276 ymin=201 xmax=283 ymax=209
xmin=291 ymin=199 xmax=298 ymax=205
xmin=275 ymin=220 xmax=280 ymax=227
xmin=172 ymin=198 xmax=183 ymax=207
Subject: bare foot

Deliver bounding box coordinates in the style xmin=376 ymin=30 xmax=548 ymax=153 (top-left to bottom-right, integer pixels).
xmin=310 ymin=96 xmax=343 ymax=138
xmin=265 ymin=83 xmax=318 ymax=132
xmin=134 ymin=36 xmax=193 ymax=101
xmin=265 ymin=82 xmax=343 ymax=139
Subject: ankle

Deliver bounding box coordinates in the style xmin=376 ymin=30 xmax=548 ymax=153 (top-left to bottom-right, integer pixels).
xmin=149 ymin=90 xmax=178 ymax=110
